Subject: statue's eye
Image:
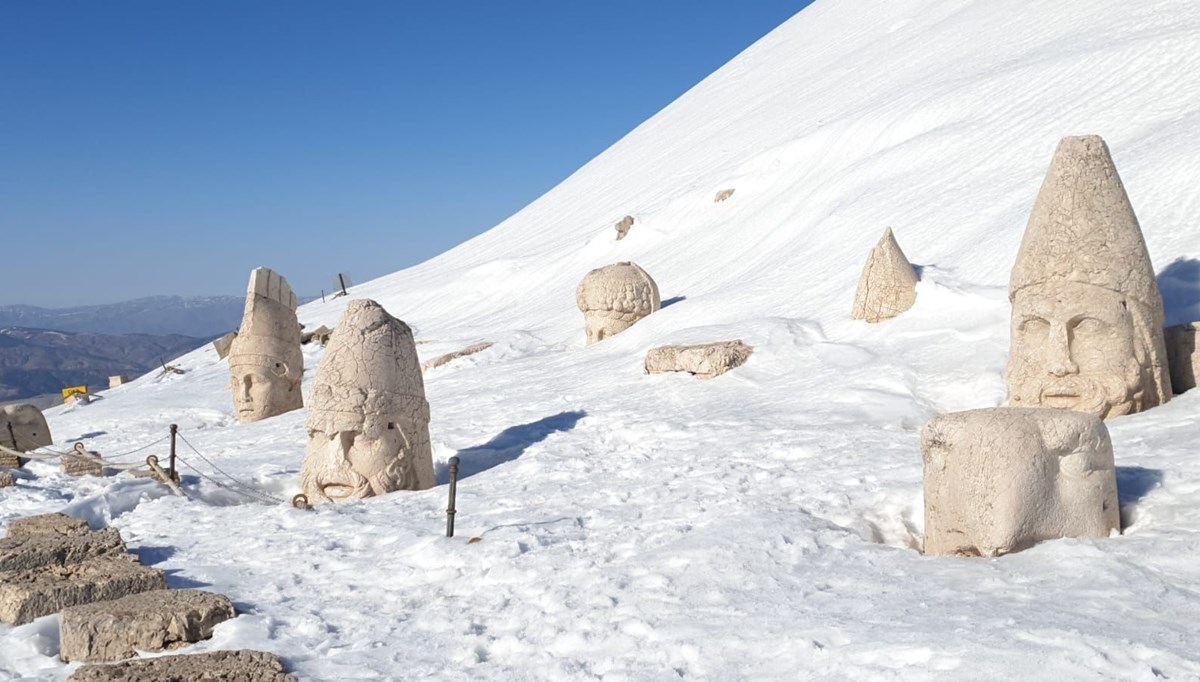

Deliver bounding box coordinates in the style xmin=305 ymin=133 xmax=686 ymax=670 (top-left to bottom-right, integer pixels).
xmin=1019 ymin=317 xmax=1049 ymax=335
xmin=1072 ymin=317 xmax=1107 ymax=335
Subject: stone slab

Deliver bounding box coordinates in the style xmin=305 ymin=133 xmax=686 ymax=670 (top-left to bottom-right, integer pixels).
xmin=0 ymin=451 xmax=23 ymax=468
xmin=61 ymin=589 xmax=236 ymax=662
xmin=0 ymin=471 xmax=13 ymax=488
xmin=5 ymin=513 xmax=90 ymax=538
xmin=0 ymin=557 xmax=167 ymax=625
xmin=68 ymin=649 xmax=297 ymax=682
xmin=63 ymin=454 xmax=105 ymax=477
xmin=0 ymin=527 xmax=125 ymax=572
xmin=644 ymin=340 xmax=754 ymax=379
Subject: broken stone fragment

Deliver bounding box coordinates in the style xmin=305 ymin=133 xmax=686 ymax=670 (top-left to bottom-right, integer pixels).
xmin=421 ymin=341 xmax=494 ymax=373
xmin=60 ymin=589 xmax=237 ymax=662
xmin=5 ymin=512 xmax=90 ymax=538
xmin=212 ymin=331 xmax=237 ymax=360
xmin=922 ymin=407 xmax=1119 ymax=557
xmin=300 ymin=324 xmax=334 ymax=346
xmin=851 ymin=227 xmax=919 ymax=323
xmin=714 ymin=188 xmax=735 ymax=202
xmin=0 ymin=471 xmax=13 ymax=488
xmin=68 ymin=649 xmax=297 ymax=682
xmin=0 ymin=527 xmax=125 ymax=573
xmin=644 ymin=341 xmax=754 ymax=379
xmin=1165 ymin=322 xmax=1200 ymax=394
xmin=615 ymin=215 xmax=635 ymax=240
xmin=0 ymin=556 xmax=167 ymax=625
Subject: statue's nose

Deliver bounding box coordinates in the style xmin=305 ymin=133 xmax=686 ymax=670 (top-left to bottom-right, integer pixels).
xmin=1047 ymin=324 xmax=1079 ymax=376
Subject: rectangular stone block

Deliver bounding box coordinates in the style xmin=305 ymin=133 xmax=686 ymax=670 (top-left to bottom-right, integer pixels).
xmin=0 ymin=527 xmax=125 ymax=572
xmin=0 ymin=471 xmax=13 ymax=488
xmin=63 ymin=454 xmax=105 ymax=477
xmin=0 ymin=451 xmax=22 ymax=468
xmin=5 ymin=513 xmax=90 ymax=538
xmin=61 ymin=589 xmax=236 ymax=662
xmin=0 ymin=557 xmax=167 ymax=625
xmin=68 ymin=649 xmax=297 ymax=681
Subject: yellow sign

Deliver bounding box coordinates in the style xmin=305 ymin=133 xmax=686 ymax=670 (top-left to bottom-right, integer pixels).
xmin=62 ymin=385 xmax=88 ymax=399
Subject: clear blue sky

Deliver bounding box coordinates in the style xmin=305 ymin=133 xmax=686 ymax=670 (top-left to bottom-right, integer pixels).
xmin=0 ymin=1 xmax=811 ymax=307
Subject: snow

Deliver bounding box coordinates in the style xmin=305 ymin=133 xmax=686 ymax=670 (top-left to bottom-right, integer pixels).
xmin=6 ymin=0 xmax=1200 ymax=679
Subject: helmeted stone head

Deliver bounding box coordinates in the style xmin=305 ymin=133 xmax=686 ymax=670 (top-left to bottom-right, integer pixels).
xmin=228 ymin=267 xmax=304 ymax=423
xmin=0 ymin=404 xmax=52 ymax=452
xmin=299 ymin=299 xmax=435 ymax=503
xmin=1006 ymin=136 xmax=1171 ymax=419
xmin=575 ymin=261 xmax=661 ymax=345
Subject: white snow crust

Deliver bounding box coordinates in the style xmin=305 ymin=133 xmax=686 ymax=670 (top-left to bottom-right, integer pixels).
xmin=6 ymin=0 xmax=1200 ymax=679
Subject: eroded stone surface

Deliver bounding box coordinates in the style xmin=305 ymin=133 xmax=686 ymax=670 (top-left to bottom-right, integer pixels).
xmin=1007 ymin=135 xmax=1171 ymax=420
xmin=228 ymin=268 xmax=304 ymax=423
xmin=852 ymin=227 xmax=919 ymax=323
xmin=300 ymin=299 xmax=435 ymax=503
xmin=0 ymin=403 xmax=53 ymax=453
xmin=714 ymin=188 xmax=735 ymax=202
xmin=1165 ymin=322 xmax=1200 ymax=394
xmin=68 ymin=649 xmax=296 ymax=682
xmin=421 ymin=341 xmax=494 ymax=373
xmin=0 ymin=527 xmax=124 ymax=572
xmin=0 ymin=471 xmax=13 ymax=487
xmin=645 ymin=341 xmax=754 ymax=379
xmin=922 ymin=407 xmax=1119 ymax=557
xmin=61 ymin=589 xmax=236 ymax=662
xmin=575 ymin=262 xmax=661 ymax=345
xmin=6 ymin=513 xmax=90 ymax=538
xmin=213 ymin=332 xmax=237 ymax=360
xmin=0 ymin=557 xmax=166 ymax=625
xmin=615 ymin=215 xmax=635 ymax=240
xmin=63 ymin=452 xmax=105 ymax=477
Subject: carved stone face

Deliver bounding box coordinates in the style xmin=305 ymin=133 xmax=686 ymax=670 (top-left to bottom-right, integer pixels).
xmin=301 ymin=413 xmax=422 ymax=503
xmin=1008 ymin=281 xmax=1146 ymax=419
xmin=230 ymin=361 xmax=297 ymax=422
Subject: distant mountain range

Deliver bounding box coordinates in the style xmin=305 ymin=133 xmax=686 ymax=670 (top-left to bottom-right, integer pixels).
xmin=0 ymin=296 xmax=246 ymax=338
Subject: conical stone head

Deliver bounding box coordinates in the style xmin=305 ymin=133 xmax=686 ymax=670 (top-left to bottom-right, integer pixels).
xmin=851 ymin=227 xmax=919 ymax=323
xmin=1006 ymin=135 xmax=1171 ymax=419
xmin=300 ymin=299 xmax=434 ymax=503
xmin=228 ymin=268 xmax=304 ymax=423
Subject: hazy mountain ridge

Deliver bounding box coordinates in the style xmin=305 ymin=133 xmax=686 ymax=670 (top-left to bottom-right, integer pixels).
xmin=0 ymin=326 xmax=203 ymax=402
xmin=0 ymin=295 xmax=244 ymax=337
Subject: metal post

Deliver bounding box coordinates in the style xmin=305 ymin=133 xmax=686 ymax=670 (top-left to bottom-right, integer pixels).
xmin=320 ymin=289 xmax=326 ymax=303
xmin=6 ymin=422 xmax=17 ymax=451
xmin=169 ymin=424 xmax=178 ymax=481
xmin=446 ymin=456 xmax=460 ymax=537
xmin=338 ymin=273 xmax=348 ymax=296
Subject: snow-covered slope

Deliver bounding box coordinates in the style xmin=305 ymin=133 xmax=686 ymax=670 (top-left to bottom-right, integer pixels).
xmin=6 ymin=0 xmax=1200 ymax=679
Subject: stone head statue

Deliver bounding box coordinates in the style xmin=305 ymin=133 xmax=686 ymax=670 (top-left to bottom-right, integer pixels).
xmin=0 ymin=404 xmax=52 ymax=452
xmin=575 ymin=261 xmax=661 ymax=345
xmin=228 ymin=268 xmax=304 ymax=423
xmin=922 ymin=407 xmax=1119 ymax=557
xmin=299 ymin=299 xmax=435 ymax=503
xmin=1007 ymin=136 xmax=1171 ymax=419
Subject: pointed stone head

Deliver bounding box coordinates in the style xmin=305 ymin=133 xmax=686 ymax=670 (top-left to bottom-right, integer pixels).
xmin=575 ymin=262 xmax=661 ymax=344
xmin=851 ymin=227 xmax=919 ymax=323
xmin=0 ymin=404 xmax=52 ymax=452
xmin=299 ymin=299 xmax=434 ymax=503
xmin=1006 ymin=136 xmax=1170 ymax=419
xmin=228 ymin=268 xmax=304 ymax=423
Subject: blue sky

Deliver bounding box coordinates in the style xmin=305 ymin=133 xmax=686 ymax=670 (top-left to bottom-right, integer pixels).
xmin=0 ymin=1 xmax=810 ymax=307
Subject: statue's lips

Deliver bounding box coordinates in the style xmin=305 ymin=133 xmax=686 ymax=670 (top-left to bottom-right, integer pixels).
xmin=1041 ymin=387 xmax=1082 ymax=408
xmin=318 ymin=473 xmax=368 ymax=499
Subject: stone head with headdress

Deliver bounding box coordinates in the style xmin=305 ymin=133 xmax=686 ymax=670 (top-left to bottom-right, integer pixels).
xmin=228 ymin=267 xmax=304 ymax=422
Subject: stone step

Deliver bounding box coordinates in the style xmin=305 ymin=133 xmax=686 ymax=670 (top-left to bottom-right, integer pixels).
xmin=61 ymin=589 xmax=236 ymax=663
xmin=0 ymin=527 xmax=125 ymax=572
xmin=0 ymin=557 xmax=166 ymax=625
xmin=5 ymin=513 xmax=90 ymax=538
xmin=68 ymin=649 xmax=297 ymax=681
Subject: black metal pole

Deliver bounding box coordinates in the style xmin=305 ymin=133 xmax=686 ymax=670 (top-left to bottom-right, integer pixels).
xmin=339 ymin=274 xmax=348 ymax=296
xmin=6 ymin=422 xmax=17 ymax=451
xmin=169 ymin=424 xmax=178 ymax=481
xmin=446 ymin=456 xmax=460 ymax=537
xmin=320 ymin=289 xmax=326 ymax=303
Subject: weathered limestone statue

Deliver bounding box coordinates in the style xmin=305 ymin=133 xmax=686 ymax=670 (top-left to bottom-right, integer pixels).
xmin=644 ymin=340 xmax=753 ymax=379
xmin=1007 ymin=135 xmax=1171 ymax=419
xmin=299 ymin=299 xmax=435 ymax=503
xmin=922 ymin=407 xmax=1119 ymax=557
xmin=0 ymin=404 xmax=52 ymax=453
xmin=228 ymin=268 xmax=303 ymax=423
xmin=1164 ymin=322 xmax=1200 ymax=394
xmin=576 ymin=262 xmax=661 ymax=345
xmin=851 ymin=227 xmax=920 ymax=323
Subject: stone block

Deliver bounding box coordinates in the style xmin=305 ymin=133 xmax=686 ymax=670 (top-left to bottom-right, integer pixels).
xmin=63 ymin=452 xmax=105 ymax=477
xmin=61 ymin=589 xmax=236 ymax=662
xmin=421 ymin=341 xmax=494 ymax=372
xmin=5 ymin=513 xmax=90 ymax=538
xmin=0 ymin=557 xmax=167 ymax=625
xmin=922 ymin=407 xmax=1119 ymax=557
xmin=644 ymin=340 xmax=754 ymax=379
xmin=68 ymin=649 xmax=297 ymax=681
xmin=1165 ymin=322 xmax=1200 ymax=394
xmin=0 ymin=451 xmax=21 ymax=468
xmin=0 ymin=471 xmax=13 ymax=488
xmin=0 ymin=527 xmax=125 ymax=572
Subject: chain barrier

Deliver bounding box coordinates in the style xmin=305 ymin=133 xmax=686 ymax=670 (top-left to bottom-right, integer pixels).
xmin=175 ymin=432 xmax=286 ymax=505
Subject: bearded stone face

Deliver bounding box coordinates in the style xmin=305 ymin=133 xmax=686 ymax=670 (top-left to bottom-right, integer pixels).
xmin=299 ymin=413 xmax=423 ymax=503
xmin=1008 ymin=281 xmax=1148 ymax=419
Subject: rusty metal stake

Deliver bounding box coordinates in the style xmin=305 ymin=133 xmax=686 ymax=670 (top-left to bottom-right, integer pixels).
xmin=446 ymin=456 xmax=460 ymax=537
xmin=168 ymin=424 xmax=178 ymax=481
